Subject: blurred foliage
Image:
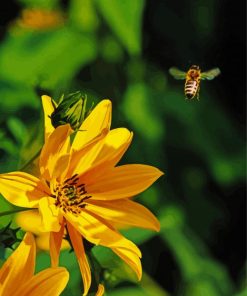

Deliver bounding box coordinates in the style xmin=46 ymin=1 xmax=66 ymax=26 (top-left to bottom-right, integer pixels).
xmin=0 ymin=0 xmax=245 ymax=295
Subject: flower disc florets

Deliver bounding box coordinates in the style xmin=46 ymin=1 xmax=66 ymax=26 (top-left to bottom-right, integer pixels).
xmin=52 ymin=174 xmax=91 ymax=215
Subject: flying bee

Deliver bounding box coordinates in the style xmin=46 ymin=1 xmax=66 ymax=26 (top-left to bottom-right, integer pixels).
xmin=169 ymin=65 xmax=221 ymax=100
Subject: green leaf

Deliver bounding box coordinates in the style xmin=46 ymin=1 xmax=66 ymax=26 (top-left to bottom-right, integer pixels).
xmin=159 ymin=206 xmax=235 ymax=296
xmin=92 ymin=246 xmax=139 ymax=287
xmin=0 ymin=27 xmax=97 ymax=89
xmin=159 ymin=86 xmax=245 ymax=185
xmin=0 ymin=138 xmax=18 ymax=156
xmin=122 ymin=83 xmax=164 ymax=142
xmin=7 ymin=117 xmax=27 ymax=145
xmin=36 ymin=250 xmax=81 ymax=296
xmin=0 ymin=80 xmax=39 ymax=110
xmin=120 ymin=228 xmax=156 ymax=245
xmin=0 ymin=208 xmax=32 ymax=218
xmin=95 ymin=0 xmax=145 ymax=55
xmin=0 ymin=198 xmax=17 ymax=226
xmin=234 ymin=288 xmax=247 ymax=296
xmin=18 ymin=0 xmax=59 ymax=9
xmin=107 ymin=287 xmax=149 ymax=296
xmin=69 ymin=0 xmax=99 ymax=32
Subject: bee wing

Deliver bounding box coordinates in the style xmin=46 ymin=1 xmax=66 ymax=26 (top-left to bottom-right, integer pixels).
xmin=169 ymin=67 xmax=187 ymax=80
xmin=201 ymin=68 xmax=221 ymax=80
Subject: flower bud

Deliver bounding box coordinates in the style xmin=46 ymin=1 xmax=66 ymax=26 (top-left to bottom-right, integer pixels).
xmin=50 ymin=91 xmax=87 ymax=130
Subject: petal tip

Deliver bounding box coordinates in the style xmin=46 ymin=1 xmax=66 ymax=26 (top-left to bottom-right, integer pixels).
xmin=101 ymin=98 xmax=112 ymax=105
xmin=41 ymin=94 xmax=51 ymax=100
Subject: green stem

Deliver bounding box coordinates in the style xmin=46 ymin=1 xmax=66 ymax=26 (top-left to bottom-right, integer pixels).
xmin=0 ymin=208 xmax=35 ymax=217
xmin=19 ymin=149 xmax=41 ymax=171
xmin=140 ymin=272 xmax=170 ymax=296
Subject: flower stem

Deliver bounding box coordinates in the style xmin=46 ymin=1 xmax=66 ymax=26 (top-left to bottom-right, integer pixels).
xmin=140 ymin=272 xmax=170 ymax=296
xmin=19 ymin=149 xmax=41 ymax=171
xmin=0 ymin=208 xmax=34 ymax=217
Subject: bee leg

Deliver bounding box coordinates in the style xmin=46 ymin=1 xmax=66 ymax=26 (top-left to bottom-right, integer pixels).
xmin=196 ymin=88 xmax=200 ymax=100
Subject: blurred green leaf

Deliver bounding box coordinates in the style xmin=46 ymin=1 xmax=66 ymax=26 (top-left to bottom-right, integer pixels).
xmin=107 ymin=286 xmax=149 ymax=296
xmin=101 ymin=36 xmax=124 ymax=63
xmin=18 ymin=0 xmax=59 ymax=9
xmin=0 ymin=197 xmax=16 ymax=226
xmin=123 ymin=83 xmax=164 ymax=142
xmin=0 ymin=28 xmax=97 ymax=89
xmin=140 ymin=272 xmax=170 ymax=296
xmin=7 ymin=117 xmax=27 ymax=145
xmin=69 ymin=0 xmax=99 ymax=32
xmin=121 ymin=227 xmax=156 ymax=245
xmin=0 ymin=137 xmax=18 ymax=156
xmin=0 ymin=245 xmax=5 ymax=262
xmin=92 ymin=245 xmax=139 ymax=287
xmin=0 ymin=80 xmax=39 ymax=111
xmin=235 ymin=288 xmax=247 ymax=296
xmin=95 ymin=0 xmax=145 ymax=55
xmin=36 ymin=250 xmax=81 ymax=296
xmin=161 ymin=87 xmax=245 ymax=185
xmin=159 ymin=206 xmax=235 ymax=296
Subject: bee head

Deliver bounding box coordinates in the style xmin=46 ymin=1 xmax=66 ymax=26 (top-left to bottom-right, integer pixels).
xmin=190 ymin=65 xmax=200 ymax=70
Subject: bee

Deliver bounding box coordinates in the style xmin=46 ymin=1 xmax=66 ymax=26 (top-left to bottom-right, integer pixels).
xmin=169 ymin=65 xmax=220 ymax=100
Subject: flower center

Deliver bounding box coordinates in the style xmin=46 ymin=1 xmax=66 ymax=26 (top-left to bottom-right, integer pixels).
xmin=52 ymin=174 xmax=91 ymax=215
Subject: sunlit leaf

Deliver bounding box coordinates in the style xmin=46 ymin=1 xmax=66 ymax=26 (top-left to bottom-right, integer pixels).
xmin=0 ymin=28 xmax=97 ymax=89
xmin=95 ymin=0 xmax=145 ymax=55
xmin=69 ymin=0 xmax=99 ymax=32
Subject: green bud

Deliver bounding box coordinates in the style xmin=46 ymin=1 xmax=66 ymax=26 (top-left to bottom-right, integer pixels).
xmin=50 ymin=91 xmax=88 ymax=130
xmin=0 ymin=222 xmax=21 ymax=249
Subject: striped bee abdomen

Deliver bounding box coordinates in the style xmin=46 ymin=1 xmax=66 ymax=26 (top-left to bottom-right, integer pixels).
xmin=184 ymin=79 xmax=199 ymax=99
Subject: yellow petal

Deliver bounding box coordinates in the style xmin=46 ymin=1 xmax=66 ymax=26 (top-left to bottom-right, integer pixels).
xmin=39 ymin=197 xmax=61 ymax=232
xmin=0 ymin=233 xmax=35 ymax=296
xmin=52 ymin=153 xmax=71 ymax=182
xmin=15 ymin=211 xmax=69 ymax=252
xmin=69 ymin=128 xmax=132 ymax=184
xmin=79 ymin=128 xmax=133 ymax=182
xmin=12 ymin=267 xmax=69 ymax=296
xmin=113 ymin=247 xmax=142 ymax=280
xmin=72 ymin=99 xmax=112 ymax=151
xmin=67 ymin=222 xmax=91 ymax=296
xmin=0 ymin=172 xmax=49 ymax=208
xmin=87 ymin=164 xmax=164 ymax=200
xmin=50 ymin=219 xmax=65 ymax=267
xmin=65 ymin=210 xmax=141 ymax=257
xmin=93 ymin=128 xmax=133 ymax=167
xmin=35 ymin=233 xmax=51 ymax=250
xmin=41 ymin=95 xmax=56 ymax=141
xmin=86 ymin=199 xmax=160 ymax=231
xmin=15 ymin=210 xmax=43 ymax=235
xmin=96 ymin=284 xmax=105 ymax=296
xmin=39 ymin=124 xmax=72 ymax=180
xmin=69 ymin=132 xmax=107 ymax=177
xmin=36 ymin=233 xmax=70 ymax=251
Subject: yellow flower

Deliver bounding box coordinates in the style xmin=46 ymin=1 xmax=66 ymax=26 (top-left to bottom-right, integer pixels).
xmin=0 ymin=232 xmax=69 ymax=296
xmin=96 ymin=284 xmax=105 ymax=296
xmin=0 ymin=98 xmax=163 ymax=295
xmin=16 ymin=9 xmax=65 ymax=30
xmin=15 ymin=209 xmax=70 ymax=251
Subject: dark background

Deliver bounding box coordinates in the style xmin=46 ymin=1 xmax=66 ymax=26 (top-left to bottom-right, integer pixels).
xmin=142 ymin=0 xmax=246 ymax=292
